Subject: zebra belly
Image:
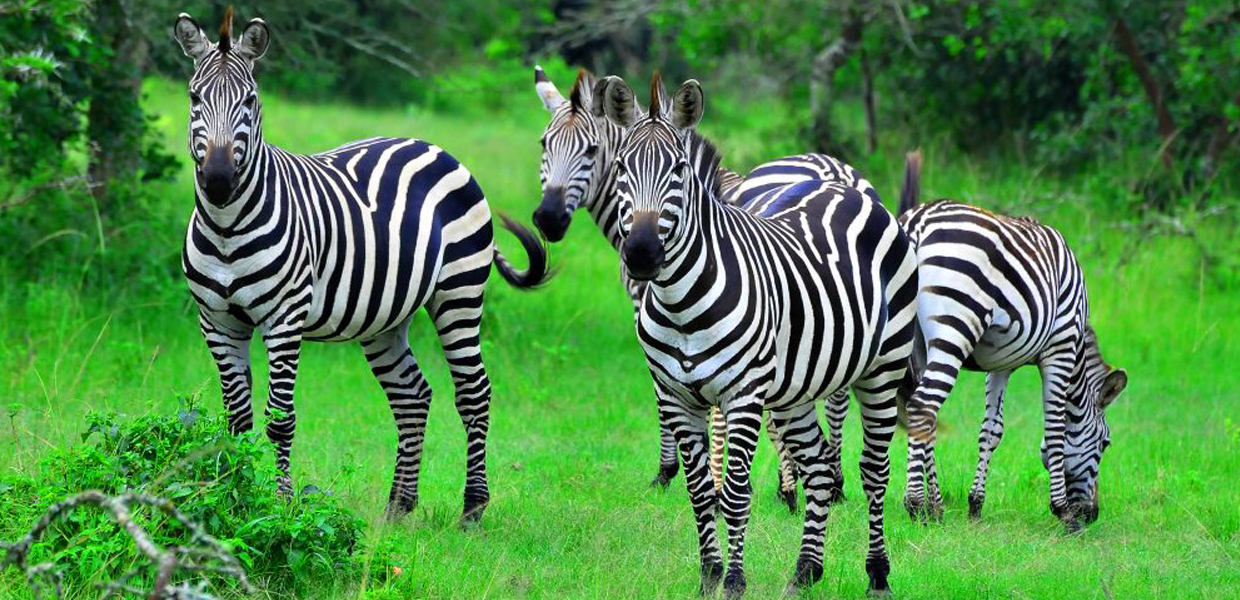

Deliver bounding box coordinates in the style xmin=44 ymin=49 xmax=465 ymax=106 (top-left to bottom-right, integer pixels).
xmin=965 ymin=310 xmax=1046 ymax=372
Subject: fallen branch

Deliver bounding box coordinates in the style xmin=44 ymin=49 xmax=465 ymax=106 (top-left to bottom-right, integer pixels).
xmin=1 ymin=490 xmax=252 ymax=600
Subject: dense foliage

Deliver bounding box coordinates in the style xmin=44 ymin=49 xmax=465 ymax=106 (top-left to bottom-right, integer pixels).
xmin=2 ymin=1 xmax=1235 ymax=257
xmin=0 ymin=401 xmax=388 ymax=596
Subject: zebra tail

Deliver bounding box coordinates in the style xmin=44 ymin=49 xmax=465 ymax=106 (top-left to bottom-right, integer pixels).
xmin=894 ymin=318 xmax=927 ymax=431
xmin=897 ymin=150 xmax=922 ymax=217
xmin=493 ymin=212 xmax=555 ymax=290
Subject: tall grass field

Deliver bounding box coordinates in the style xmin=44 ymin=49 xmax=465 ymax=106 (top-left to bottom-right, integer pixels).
xmin=2 ymin=78 xmax=1238 ymax=599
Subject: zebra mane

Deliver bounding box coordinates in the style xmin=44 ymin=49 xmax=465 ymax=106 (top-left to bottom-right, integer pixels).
xmin=218 ymin=6 xmax=233 ymax=53
xmin=687 ymin=129 xmax=724 ymax=200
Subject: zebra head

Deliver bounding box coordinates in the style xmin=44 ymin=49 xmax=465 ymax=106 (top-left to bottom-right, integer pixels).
xmin=173 ymin=9 xmax=270 ymax=207
xmin=602 ymin=74 xmax=708 ymax=282
xmin=1042 ymin=325 xmax=1128 ymax=522
xmin=532 ymin=68 xmax=618 ymax=242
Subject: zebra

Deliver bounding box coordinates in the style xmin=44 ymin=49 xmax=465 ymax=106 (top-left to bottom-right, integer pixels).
xmin=600 ymin=74 xmax=918 ymax=598
xmin=896 ymin=159 xmax=1128 ymax=527
xmin=172 ymin=10 xmax=551 ymax=525
xmin=531 ymin=67 xmax=799 ymax=509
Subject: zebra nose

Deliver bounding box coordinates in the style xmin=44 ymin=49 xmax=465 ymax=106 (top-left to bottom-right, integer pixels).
xmin=533 ymin=187 xmax=570 ymax=242
xmin=622 ymin=213 xmax=664 ymax=281
xmin=200 ymin=145 xmax=237 ymax=205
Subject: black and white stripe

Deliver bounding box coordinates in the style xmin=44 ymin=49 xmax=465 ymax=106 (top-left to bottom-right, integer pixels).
xmin=531 ymin=68 xmax=799 ymax=505
xmin=173 ymin=11 xmax=550 ymax=524
xmin=896 ymin=159 xmax=1127 ymax=526
xmin=602 ymin=75 xmax=918 ymax=597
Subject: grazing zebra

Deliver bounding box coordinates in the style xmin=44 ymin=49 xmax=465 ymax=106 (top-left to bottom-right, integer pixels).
xmin=897 ymin=162 xmax=1127 ymax=527
xmin=531 ymin=67 xmax=799 ymax=508
xmin=601 ymin=74 xmax=918 ymax=598
xmin=173 ymin=10 xmax=551 ymax=524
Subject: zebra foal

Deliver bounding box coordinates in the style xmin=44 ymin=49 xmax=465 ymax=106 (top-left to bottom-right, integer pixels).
xmin=602 ymin=74 xmax=918 ymax=598
xmin=173 ymin=10 xmax=550 ymax=524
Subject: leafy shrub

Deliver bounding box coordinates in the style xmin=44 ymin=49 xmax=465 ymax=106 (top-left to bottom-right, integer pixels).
xmin=0 ymin=400 xmax=390 ymax=597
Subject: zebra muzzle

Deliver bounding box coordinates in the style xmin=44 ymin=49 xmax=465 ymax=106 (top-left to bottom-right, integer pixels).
xmin=533 ymin=187 xmax=571 ymax=242
xmin=200 ymin=146 xmax=238 ymax=206
xmin=622 ymin=213 xmax=665 ymax=281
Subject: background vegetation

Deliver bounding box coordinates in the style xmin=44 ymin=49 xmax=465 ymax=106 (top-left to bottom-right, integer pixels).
xmin=1 ymin=0 xmax=1238 ymax=598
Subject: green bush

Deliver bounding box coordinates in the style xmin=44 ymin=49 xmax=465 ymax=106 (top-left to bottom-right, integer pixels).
xmin=0 ymin=400 xmax=390 ymax=597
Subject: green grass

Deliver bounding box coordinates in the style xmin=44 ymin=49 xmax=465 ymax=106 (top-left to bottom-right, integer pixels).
xmin=2 ymin=78 xmax=1239 ymax=599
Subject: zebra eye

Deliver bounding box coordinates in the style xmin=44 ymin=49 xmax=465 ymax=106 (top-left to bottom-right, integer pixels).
xmin=189 ymin=91 xmax=202 ymax=105
xmin=539 ymin=137 xmax=547 ymax=149
xmin=584 ymin=145 xmax=598 ymax=158
xmin=243 ymin=94 xmax=257 ymax=109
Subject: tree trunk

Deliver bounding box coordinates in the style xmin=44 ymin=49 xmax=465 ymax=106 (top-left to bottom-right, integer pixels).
xmin=87 ymin=0 xmax=149 ymax=216
xmin=1113 ymin=18 xmax=1176 ymax=172
xmin=1200 ymin=89 xmax=1240 ymax=179
xmin=861 ymin=47 xmax=877 ymax=154
xmin=808 ymin=8 xmax=865 ymax=155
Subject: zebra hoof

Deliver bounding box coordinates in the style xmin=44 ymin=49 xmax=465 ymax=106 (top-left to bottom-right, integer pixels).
xmin=903 ymin=494 xmax=923 ymax=520
xmin=866 ymin=557 xmax=892 ymax=598
xmin=650 ymin=462 xmax=679 ymax=489
xmin=460 ymin=494 xmax=489 ymax=528
xmin=791 ymin=557 xmax=823 ymax=588
xmin=699 ymin=561 xmax=724 ymax=596
xmin=778 ymin=487 xmax=799 ymax=514
xmin=967 ymin=493 xmax=984 ymax=520
xmin=924 ymin=500 xmax=944 ymax=522
xmin=385 ymin=496 xmax=417 ymax=521
xmin=723 ymin=570 xmax=746 ymax=599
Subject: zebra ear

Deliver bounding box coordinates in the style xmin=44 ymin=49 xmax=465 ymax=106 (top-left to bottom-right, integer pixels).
xmin=671 ymin=79 xmax=704 ymax=130
xmin=173 ymin=13 xmax=213 ymax=61
xmin=589 ymin=75 xmax=611 ymax=118
xmin=569 ymin=69 xmax=593 ymax=115
xmin=603 ymin=76 xmax=639 ymax=128
xmin=235 ymin=18 xmax=270 ymax=61
xmin=1100 ymin=368 xmax=1127 ymax=409
xmin=534 ymin=65 xmax=566 ymax=113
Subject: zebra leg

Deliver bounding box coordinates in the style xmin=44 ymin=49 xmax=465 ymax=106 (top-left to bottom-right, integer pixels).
xmin=428 ymin=284 xmax=492 ymax=525
xmin=904 ymin=346 xmax=970 ymax=522
xmin=823 ymin=389 xmax=850 ymax=505
xmin=1038 ymin=357 xmax=1074 ymax=527
xmin=659 ymin=387 xmax=723 ymax=595
xmin=199 ymin=314 xmax=254 ymax=434
xmin=770 ymin=403 xmax=832 ymax=594
xmin=852 ymin=379 xmax=901 ymax=599
xmin=719 ymin=399 xmax=763 ymax=598
xmin=711 ymin=406 xmax=727 ymax=494
xmin=969 ymin=370 xmax=1012 ymax=519
xmin=361 ymin=327 xmax=432 ymax=519
xmin=652 ymin=415 xmax=681 ymax=489
xmin=261 ymin=324 xmax=303 ymax=496
xmin=765 ymin=411 xmax=799 ymax=513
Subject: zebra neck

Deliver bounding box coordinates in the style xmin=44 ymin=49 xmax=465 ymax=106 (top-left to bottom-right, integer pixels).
xmin=583 ymin=164 xmax=625 ymax=251
xmin=194 ymin=142 xmax=275 ymax=234
xmin=585 ymin=119 xmax=630 ymax=252
xmin=646 ymin=189 xmax=730 ymax=308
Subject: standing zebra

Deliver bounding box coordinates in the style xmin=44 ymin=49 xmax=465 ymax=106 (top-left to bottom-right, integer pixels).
xmin=897 ymin=160 xmax=1127 ymax=526
xmin=173 ymin=11 xmax=551 ymax=524
xmin=601 ymin=74 xmax=918 ymax=598
xmin=531 ymin=67 xmax=800 ymax=508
